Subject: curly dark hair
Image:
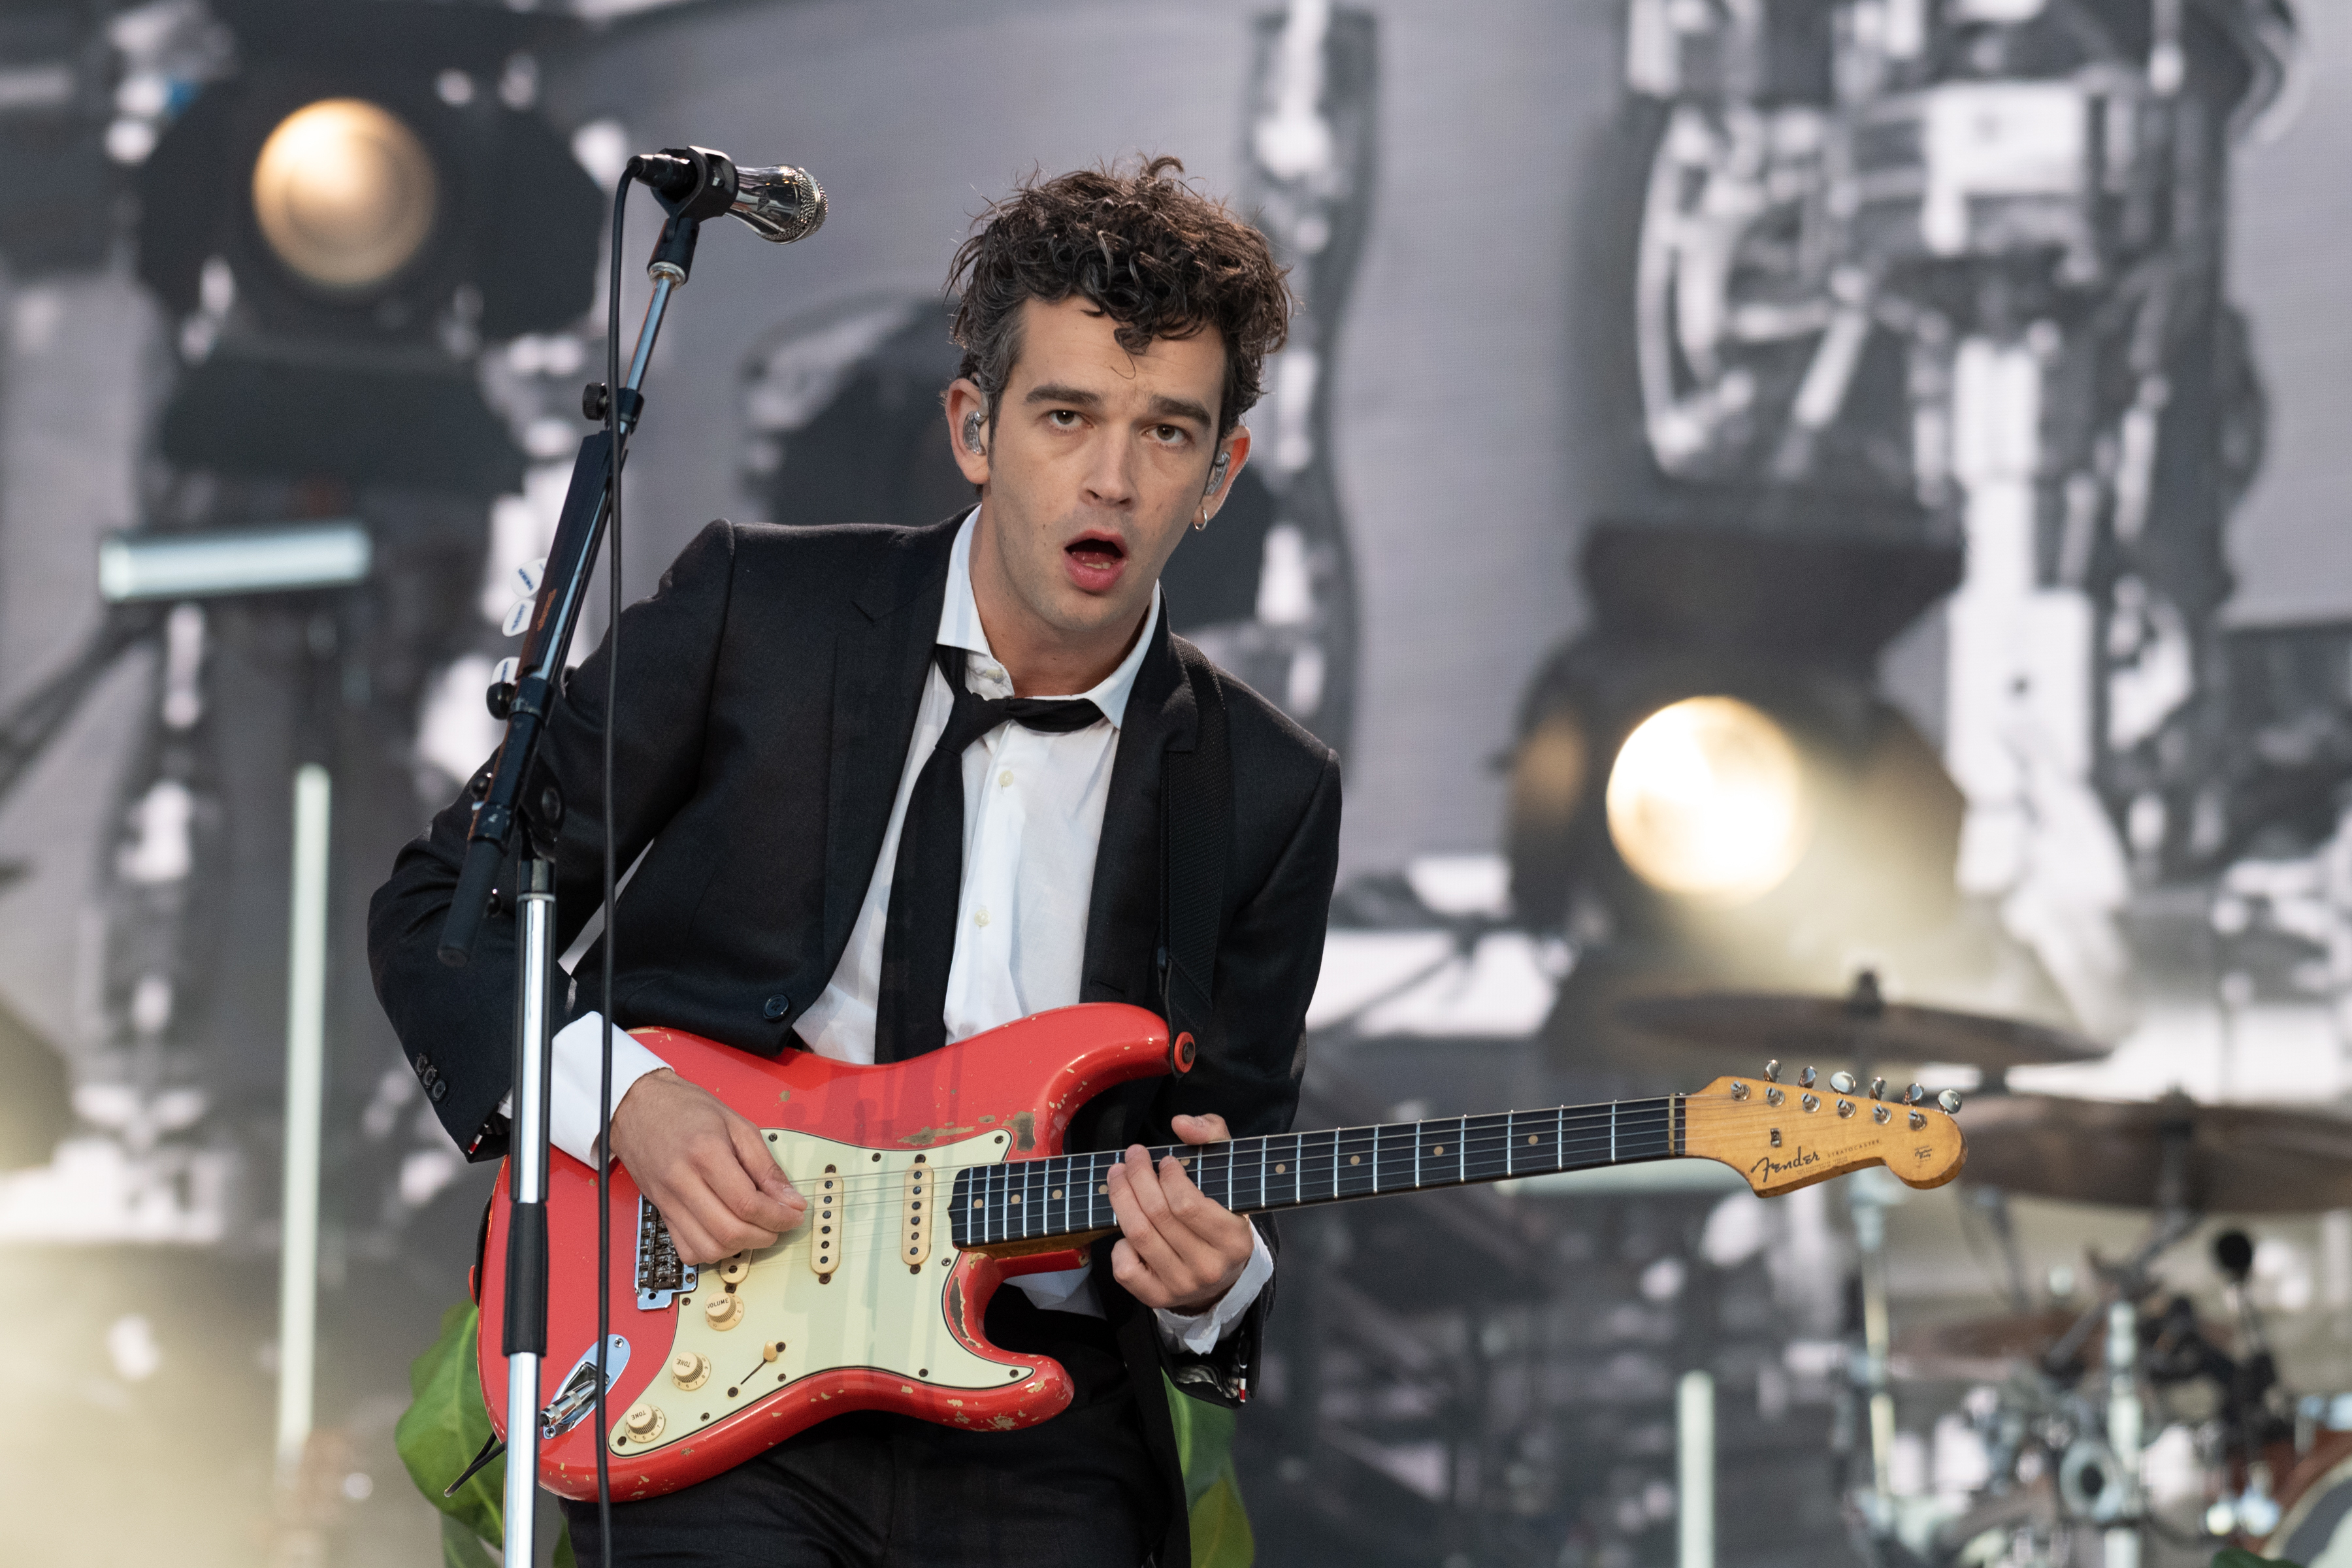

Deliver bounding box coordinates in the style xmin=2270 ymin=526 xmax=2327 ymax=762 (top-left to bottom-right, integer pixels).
xmin=947 ymin=157 xmax=1292 ymax=441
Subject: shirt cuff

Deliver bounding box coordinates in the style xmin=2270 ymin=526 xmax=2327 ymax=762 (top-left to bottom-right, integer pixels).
xmin=1152 ymin=1224 xmax=1274 ymax=1356
xmin=531 ymin=1011 xmax=671 ymax=1169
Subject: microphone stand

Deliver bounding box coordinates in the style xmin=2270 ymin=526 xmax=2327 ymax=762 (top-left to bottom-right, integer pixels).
xmin=433 ymin=148 xmax=742 ymax=1568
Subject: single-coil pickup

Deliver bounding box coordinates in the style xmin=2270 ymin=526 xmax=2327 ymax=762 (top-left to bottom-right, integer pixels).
xmin=811 ymin=1164 xmax=839 ymax=1279
xmin=902 ymin=1155 xmax=932 ymax=1271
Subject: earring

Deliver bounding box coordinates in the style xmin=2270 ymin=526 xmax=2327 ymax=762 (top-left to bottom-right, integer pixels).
xmin=1192 ymin=508 xmax=1209 ymax=532
xmin=962 ymin=410 xmax=985 ymax=455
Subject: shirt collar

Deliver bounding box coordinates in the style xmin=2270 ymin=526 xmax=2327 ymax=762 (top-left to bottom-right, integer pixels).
xmin=939 ymin=506 xmax=1158 ymax=728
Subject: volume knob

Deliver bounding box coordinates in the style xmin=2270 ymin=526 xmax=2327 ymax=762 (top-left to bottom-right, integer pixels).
xmin=704 ymin=1294 xmax=745 ymax=1330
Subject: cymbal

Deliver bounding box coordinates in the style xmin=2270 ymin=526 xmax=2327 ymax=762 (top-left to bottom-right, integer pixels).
xmin=1618 ymin=980 xmax=2105 ymax=1072
xmin=1961 ymin=1093 xmax=2352 ymax=1213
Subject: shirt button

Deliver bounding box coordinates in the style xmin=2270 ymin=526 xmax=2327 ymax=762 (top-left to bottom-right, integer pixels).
xmin=998 ymin=769 xmax=1013 ymax=789
xmin=762 ymin=994 xmax=791 ymax=1020
xmin=973 ymin=906 xmax=990 ymax=928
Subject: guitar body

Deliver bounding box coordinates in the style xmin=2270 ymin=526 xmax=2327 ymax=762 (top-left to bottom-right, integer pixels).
xmin=476 ymin=1003 xmax=1184 ymax=1501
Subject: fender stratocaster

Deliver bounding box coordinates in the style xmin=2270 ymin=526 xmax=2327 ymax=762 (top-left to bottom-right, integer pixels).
xmin=477 ymin=1002 xmax=1964 ymax=1499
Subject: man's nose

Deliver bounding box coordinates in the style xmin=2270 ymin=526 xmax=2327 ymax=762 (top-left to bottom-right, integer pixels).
xmin=1080 ymin=434 xmax=1138 ymax=507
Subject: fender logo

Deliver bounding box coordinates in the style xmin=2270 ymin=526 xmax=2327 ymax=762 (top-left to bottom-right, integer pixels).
xmin=1749 ymin=1146 xmax=1821 ymax=1180
xmin=1915 ymin=1146 xmax=1934 ymax=1162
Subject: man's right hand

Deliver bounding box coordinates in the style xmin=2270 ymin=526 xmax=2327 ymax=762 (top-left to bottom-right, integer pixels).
xmin=606 ymin=1068 xmax=807 ymax=1264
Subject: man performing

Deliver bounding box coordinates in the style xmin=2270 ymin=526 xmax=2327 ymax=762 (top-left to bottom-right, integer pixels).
xmin=368 ymin=157 xmax=1342 ymax=1567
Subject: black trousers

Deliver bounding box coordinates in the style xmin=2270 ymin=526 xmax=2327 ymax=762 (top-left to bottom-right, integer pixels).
xmin=559 ymin=1293 xmax=1168 ymax=1567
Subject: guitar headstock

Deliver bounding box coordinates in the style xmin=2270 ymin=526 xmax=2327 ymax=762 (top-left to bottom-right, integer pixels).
xmin=1682 ymin=1066 xmax=1966 ymax=1196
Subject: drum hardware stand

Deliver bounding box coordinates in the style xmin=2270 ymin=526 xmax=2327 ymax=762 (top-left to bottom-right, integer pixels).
xmin=433 ymin=149 xmax=745 ymax=1568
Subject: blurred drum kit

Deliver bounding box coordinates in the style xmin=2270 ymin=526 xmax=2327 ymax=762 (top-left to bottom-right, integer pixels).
xmin=1627 ymin=972 xmax=2352 ymax=1568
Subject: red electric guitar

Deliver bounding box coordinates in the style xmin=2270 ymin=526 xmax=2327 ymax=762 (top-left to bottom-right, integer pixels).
xmin=478 ymin=1002 xmax=1965 ymax=1500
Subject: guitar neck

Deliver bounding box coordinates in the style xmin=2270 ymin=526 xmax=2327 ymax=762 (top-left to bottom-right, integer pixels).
xmin=947 ymin=1097 xmax=1684 ymax=1250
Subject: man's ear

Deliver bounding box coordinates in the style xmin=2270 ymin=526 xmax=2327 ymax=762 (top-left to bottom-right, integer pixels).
xmin=944 ymin=377 xmax=990 ymax=487
xmin=1200 ymin=425 xmax=1252 ymax=522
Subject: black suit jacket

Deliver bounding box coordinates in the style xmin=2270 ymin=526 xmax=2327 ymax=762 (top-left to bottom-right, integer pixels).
xmin=368 ymin=515 xmax=1341 ymax=1559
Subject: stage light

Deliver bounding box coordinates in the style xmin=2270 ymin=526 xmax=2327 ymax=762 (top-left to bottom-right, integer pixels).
xmin=1605 ymin=695 xmax=1810 ymax=904
xmin=250 ymin=99 xmax=438 ymax=293
xmin=98 ymin=521 xmax=372 ymax=604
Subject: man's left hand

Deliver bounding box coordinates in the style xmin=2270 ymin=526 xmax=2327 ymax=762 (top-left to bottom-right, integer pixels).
xmin=1103 ymin=1113 xmax=1257 ymax=1315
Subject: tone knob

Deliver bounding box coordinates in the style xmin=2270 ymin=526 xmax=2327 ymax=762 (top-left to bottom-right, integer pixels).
xmin=704 ymin=1294 xmax=745 ymax=1330
xmin=669 ymin=1351 xmax=709 ymax=1390
xmin=621 ymin=1404 xmax=664 ymax=1443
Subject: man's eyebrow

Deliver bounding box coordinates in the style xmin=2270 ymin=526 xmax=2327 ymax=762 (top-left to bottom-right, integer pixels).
xmin=1144 ymin=394 xmax=1214 ymax=428
xmin=1022 ymin=382 xmax=1103 ymax=408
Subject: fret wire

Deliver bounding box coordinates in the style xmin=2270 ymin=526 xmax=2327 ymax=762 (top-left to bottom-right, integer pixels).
xmin=1414 ymin=1119 xmax=1423 ymax=1189
xmin=1457 ymin=1114 xmax=1467 ymax=1186
xmin=1506 ymin=1111 xmax=1514 ymax=1178
xmin=1372 ymin=1122 xmax=1381 ymax=1195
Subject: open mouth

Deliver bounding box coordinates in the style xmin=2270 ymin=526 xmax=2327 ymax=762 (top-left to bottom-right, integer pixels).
xmin=1064 ymin=533 xmax=1127 ymax=570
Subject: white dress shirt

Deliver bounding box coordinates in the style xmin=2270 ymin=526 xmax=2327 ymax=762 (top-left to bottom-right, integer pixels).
xmin=546 ymin=508 xmax=1270 ymax=1352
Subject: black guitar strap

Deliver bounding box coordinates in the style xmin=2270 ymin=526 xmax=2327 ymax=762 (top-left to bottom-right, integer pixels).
xmin=1159 ymin=638 xmax=1232 ymax=1062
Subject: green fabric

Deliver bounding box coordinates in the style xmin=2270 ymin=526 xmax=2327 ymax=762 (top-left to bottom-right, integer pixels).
xmin=395 ymin=1299 xmax=576 ymax=1568
xmin=1164 ymin=1376 xmax=1255 ymax=1567
xmin=2213 ymin=1550 xmax=2302 ymax=1568
xmin=398 ymin=1299 xmax=1251 ymax=1568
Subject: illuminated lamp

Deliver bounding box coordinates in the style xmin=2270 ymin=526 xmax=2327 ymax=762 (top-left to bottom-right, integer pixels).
xmin=251 ymin=98 xmax=438 ymax=293
xmin=1605 ymin=696 xmax=1810 ymax=905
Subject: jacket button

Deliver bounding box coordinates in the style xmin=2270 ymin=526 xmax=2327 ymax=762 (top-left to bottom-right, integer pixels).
xmin=429 ymin=1079 xmax=449 ymax=1103
xmin=763 ymin=994 xmax=791 ymax=1020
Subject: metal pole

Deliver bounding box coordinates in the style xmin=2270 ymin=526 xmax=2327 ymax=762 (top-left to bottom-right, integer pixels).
xmin=274 ymin=763 xmax=331 ymax=1475
xmin=1678 ymin=1369 xmax=1715 ymax=1568
xmin=504 ymin=858 xmax=558 ymax=1568
xmin=2103 ymin=1296 xmax=2142 ymax=1568
xmin=1853 ymin=1191 xmax=1897 ymax=1500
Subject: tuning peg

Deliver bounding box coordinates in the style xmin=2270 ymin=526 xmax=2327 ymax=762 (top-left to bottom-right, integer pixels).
xmin=1763 ymin=1060 xmax=1780 ymax=1083
xmin=1903 ymin=1083 xmax=1926 ymax=1105
xmin=1869 ymin=1077 xmax=1886 ymax=1101
xmin=1799 ymin=1066 xmax=1817 ymax=1089
xmin=1937 ymin=1088 xmax=1963 ymax=1115
xmin=1829 ymin=1071 xmax=1856 ymax=1095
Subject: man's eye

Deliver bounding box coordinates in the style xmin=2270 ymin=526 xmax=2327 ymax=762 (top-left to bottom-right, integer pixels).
xmin=1047 ymin=409 xmax=1080 ymax=427
xmin=1152 ymin=425 xmax=1186 ymax=444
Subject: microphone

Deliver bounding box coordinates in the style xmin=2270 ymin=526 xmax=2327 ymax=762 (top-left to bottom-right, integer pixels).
xmin=625 ymin=147 xmax=827 ymax=243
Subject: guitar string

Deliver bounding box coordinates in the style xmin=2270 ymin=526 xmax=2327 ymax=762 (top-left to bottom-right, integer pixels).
xmin=736 ymin=1105 xmax=1686 ymax=1208
xmin=657 ymin=1119 xmax=1688 ymax=1248
xmin=720 ymin=1117 xmax=1680 ymax=1218
xmin=721 ymin=1100 xmax=1693 ymax=1202
xmin=644 ymin=1118 xmax=1698 ymax=1269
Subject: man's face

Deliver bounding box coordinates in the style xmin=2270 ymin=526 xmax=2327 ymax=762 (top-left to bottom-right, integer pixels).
xmin=948 ymin=295 xmax=1246 ymax=658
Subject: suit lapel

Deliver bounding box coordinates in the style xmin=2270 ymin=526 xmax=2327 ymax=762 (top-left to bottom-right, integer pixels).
xmin=1081 ymin=613 xmax=1197 ymax=1004
xmin=822 ymin=519 xmax=959 ymax=970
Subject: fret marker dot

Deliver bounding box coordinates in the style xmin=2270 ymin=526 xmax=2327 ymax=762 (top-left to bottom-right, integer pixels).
xmin=1274 ymin=1164 xmax=1286 ymax=1174
xmin=1051 ymin=1189 xmax=1062 ymax=1200
xmin=1097 ymin=1184 xmax=1107 ymax=1195
xmin=1527 ymin=1135 xmax=1537 ymax=1144
xmin=1348 ymin=1155 xmax=1360 ymax=1166
xmin=1433 ymin=1145 xmax=1445 ymax=1156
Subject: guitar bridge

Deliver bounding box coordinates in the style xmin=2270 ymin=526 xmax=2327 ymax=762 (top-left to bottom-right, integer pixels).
xmin=636 ymin=1196 xmax=698 ymax=1309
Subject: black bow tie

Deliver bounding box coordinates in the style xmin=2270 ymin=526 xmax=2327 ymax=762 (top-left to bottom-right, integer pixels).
xmin=873 ymin=647 xmax=1105 ymax=1061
